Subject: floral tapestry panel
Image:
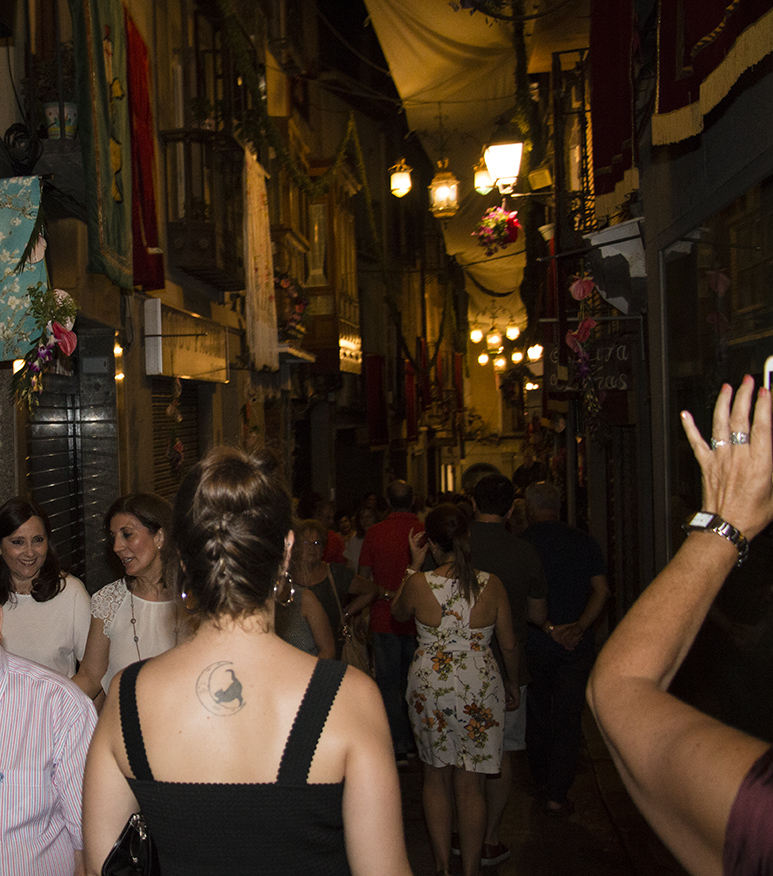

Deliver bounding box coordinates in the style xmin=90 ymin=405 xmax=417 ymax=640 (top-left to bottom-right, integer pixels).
xmin=243 ymin=152 xmax=278 ymax=370
xmin=0 ymin=177 xmax=47 ymax=361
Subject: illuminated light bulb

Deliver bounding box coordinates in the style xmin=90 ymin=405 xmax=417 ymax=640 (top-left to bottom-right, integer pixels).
xmin=506 ymin=325 xmax=520 ymax=341
xmin=470 ymin=328 xmax=483 ymax=344
xmin=493 ymin=356 xmax=507 ymax=370
xmin=477 ymin=352 xmax=490 ymax=365
xmin=525 ymin=381 xmax=539 ymax=390
xmin=486 ymin=329 xmax=502 ymax=348
xmin=511 ymin=350 xmax=523 ymax=363
xmin=114 ymin=343 xmax=123 ymax=356
xmin=527 ymin=344 xmax=543 ymax=362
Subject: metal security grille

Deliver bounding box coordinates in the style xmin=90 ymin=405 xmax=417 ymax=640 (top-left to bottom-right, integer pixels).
xmin=27 ymin=374 xmax=86 ymax=578
xmin=607 ymin=425 xmax=640 ymax=623
xmin=152 ymin=379 xmax=200 ymax=502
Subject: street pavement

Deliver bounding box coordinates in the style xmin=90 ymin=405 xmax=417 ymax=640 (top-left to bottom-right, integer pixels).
xmin=399 ymin=709 xmax=689 ymax=876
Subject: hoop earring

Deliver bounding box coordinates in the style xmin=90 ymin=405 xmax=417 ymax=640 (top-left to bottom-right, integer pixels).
xmin=273 ymin=572 xmax=295 ymax=607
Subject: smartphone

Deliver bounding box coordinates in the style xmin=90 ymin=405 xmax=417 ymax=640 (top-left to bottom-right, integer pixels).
xmin=766 ymin=356 xmax=773 ymax=391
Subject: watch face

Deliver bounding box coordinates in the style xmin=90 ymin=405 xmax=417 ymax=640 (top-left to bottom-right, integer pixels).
xmin=689 ymin=512 xmax=714 ymax=528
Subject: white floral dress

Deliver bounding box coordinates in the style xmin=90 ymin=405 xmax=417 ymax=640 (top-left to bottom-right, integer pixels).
xmin=406 ymin=570 xmax=505 ymax=773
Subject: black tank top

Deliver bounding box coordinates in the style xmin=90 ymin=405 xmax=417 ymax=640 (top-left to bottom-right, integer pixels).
xmin=119 ymin=657 xmax=351 ymax=875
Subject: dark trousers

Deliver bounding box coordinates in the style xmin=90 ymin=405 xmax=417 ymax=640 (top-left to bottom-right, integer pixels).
xmin=372 ymin=631 xmax=416 ymax=755
xmin=525 ymin=645 xmax=594 ymax=803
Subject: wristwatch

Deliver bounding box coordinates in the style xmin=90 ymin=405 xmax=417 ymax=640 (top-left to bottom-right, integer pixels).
xmin=683 ymin=512 xmax=749 ymax=566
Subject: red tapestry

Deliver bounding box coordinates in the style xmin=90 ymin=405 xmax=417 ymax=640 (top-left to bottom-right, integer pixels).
xmin=654 ymin=0 xmax=773 ymax=144
xmin=125 ymin=11 xmax=164 ymax=290
xmin=590 ymin=0 xmax=635 ymax=195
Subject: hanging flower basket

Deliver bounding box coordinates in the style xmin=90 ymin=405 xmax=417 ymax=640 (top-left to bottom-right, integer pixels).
xmin=275 ymin=272 xmax=310 ymax=342
xmin=472 ymin=206 xmax=521 ymax=257
xmin=10 ymin=283 xmax=78 ymax=412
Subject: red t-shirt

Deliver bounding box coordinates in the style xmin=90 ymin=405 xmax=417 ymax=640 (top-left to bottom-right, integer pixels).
xmin=323 ymin=530 xmax=346 ymax=565
xmin=359 ymin=511 xmax=424 ymax=635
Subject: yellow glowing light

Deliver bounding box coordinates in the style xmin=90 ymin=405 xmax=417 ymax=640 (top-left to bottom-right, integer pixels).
xmin=506 ymin=325 xmax=520 ymax=341
xmin=486 ymin=329 xmax=502 ymax=348
xmin=525 ymin=381 xmax=539 ymax=390
xmin=470 ymin=328 xmax=483 ymax=344
xmin=477 ymin=352 xmax=490 ymax=365
xmin=113 ymin=343 xmax=123 ymax=357
xmin=493 ymin=356 xmax=507 ymax=370
xmin=12 ymin=359 xmax=25 ymax=374
xmin=114 ymin=372 xmax=125 ymax=381
xmin=527 ymin=344 xmax=543 ymax=362
xmin=511 ymin=350 xmax=523 ymax=363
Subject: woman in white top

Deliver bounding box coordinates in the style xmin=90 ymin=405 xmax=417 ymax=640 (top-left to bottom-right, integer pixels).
xmin=0 ymin=497 xmax=90 ymax=677
xmin=73 ymin=493 xmax=185 ymax=701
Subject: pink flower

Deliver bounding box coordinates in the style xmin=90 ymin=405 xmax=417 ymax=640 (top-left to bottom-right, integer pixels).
xmin=565 ymin=317 xmax=597 ymax=352
xmin=570 ymin=275 xmax=596 ymax=300
xmin=52 ymin=321 xmax=78 ymax=356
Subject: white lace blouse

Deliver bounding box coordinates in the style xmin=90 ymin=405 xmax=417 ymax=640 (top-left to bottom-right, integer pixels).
xmin=91 ymin=579 xmax=180 ymax=693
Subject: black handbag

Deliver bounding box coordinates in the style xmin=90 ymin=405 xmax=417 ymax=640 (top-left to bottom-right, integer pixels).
xmin=102 ymin=812 xmax=160 ymax=876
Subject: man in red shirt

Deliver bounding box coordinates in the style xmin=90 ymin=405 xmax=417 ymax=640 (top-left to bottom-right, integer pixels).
xmin=358 ymin=480 xmax=424 ymax=764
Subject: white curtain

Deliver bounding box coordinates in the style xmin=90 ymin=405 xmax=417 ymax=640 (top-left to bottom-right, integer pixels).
xmin=243 ymin=152 xmax=279 ymax=371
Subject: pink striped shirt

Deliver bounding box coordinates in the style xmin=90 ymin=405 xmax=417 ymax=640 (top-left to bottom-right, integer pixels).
xmin=0 ymin=647 xmax=97 ymax=876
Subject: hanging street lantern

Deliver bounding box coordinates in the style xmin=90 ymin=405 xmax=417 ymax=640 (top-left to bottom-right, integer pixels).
xmin=389 ymin=158 xmax=413 ymax=198
xmin=428 ymin=159 xmax=460 ymax=219
xmin=473 ymin=157 xmax=493 ymax=195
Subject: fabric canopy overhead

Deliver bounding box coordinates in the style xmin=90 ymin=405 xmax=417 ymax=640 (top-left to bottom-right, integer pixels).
xmin=363 ymin=0 xmax=527 ymax=326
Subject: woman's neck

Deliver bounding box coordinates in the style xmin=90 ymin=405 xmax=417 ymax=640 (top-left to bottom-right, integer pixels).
xmin=12 ymin=577 xmax=34 ymax=595
xmin=130 ymin=567 xmax=166 ymax=600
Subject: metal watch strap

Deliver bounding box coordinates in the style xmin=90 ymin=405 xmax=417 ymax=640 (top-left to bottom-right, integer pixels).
xmin=682 ymin=512 xmax=749 ymax=567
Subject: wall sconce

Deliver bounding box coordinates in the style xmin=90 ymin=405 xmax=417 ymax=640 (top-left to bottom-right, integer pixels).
xmin=428 ymin=159 xmax=460 ymax=219
xmin=473 ymin=157 xmax=493 ymax=195
xmin=389 ymin=158 xmax=412 ymax=198
xmin=484 ymin=124 xmax=524 ymax=195
xmin=505 ymin=324 xmax=520 ymax=341
xmin=527 ymin=344 xmax=543 ymax=362
xmin=470 ymin=327 xmax=483 ymax=344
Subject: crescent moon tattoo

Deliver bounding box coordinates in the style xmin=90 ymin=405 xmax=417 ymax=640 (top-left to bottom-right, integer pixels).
xmin=196 ymin=661 xmax=246 ymax=716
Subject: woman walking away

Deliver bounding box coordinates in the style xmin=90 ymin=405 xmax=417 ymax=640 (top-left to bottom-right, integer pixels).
xmin=392 ymin=503 xmax=519 ymax=876
xmin=588 ymin=376 xmax=773 ymax=876
xmin=82 ymin=446 xmax=412 ymax=876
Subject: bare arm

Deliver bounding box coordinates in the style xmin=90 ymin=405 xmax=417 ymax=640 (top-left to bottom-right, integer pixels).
xmin=491 ymin=577 xmax=520 ymax=709
xmin=302 ymin=589 xmax=336 ymax=659
xmin=587 ymin=377 xmax=773 ymax=876
xmin=72 ymin=616 xmax=110 ymax=700
xmin=339 ymin=672 xmax=413 ymax=876
xmin=527 ymin=596 xmax=548 ymax=627
xmin=344 ymin=572 xmax=379 ymax=618
xmin=83 ymin=676 xmax=140 ymax=875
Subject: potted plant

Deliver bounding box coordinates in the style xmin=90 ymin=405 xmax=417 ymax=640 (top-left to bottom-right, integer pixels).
xmin=26 ymin=40 xmax=78 ymax=139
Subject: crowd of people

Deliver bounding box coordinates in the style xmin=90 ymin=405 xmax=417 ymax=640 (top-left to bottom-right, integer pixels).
xmin=2 ymin=378 xmax=772 ymax=876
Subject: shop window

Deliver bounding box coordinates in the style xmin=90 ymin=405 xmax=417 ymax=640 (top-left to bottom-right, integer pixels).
xmin=664 ymin=174 xmax=773 ymax=537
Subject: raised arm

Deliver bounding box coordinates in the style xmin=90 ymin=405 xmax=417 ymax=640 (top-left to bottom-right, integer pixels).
xmin=587 ymin=377 xmax=773 ymax=876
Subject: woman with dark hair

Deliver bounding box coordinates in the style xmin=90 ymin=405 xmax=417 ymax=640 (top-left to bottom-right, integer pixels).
xmin=392 ymin=503 xmax=519 ymax=876
xmin=81 ymin=447 xmax=412 ymax=876
xmin=73 ymin=493 xmax=185 ymax=701
xmin=0 ymin=497 xmax=90 ymax=677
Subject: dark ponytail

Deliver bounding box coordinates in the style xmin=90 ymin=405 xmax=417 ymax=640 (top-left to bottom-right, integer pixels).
xmin=425 ymin=503 xmax=479 ymax=603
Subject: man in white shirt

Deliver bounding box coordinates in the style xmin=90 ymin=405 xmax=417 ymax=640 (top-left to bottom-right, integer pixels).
xmin=0 ymin=605 xmax=97 ymax=875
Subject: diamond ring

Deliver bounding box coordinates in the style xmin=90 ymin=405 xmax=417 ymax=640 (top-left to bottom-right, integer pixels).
xmin=710 ymin=437 xmax=729 ymax=450
xmin=730 ymin=431 xmax=750 ymax=445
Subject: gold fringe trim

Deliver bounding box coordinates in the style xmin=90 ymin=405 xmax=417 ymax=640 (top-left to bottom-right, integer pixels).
xmin=653 ymin=6 xmax=773 ymax=145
